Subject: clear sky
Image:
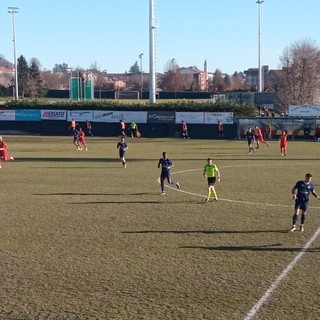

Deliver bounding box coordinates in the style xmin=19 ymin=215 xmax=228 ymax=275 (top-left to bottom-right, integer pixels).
xmin=1 ymin=0 xmax=320 ymax=75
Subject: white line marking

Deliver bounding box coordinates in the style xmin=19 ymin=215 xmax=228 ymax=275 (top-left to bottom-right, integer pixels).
xmin=157 ymin=162 xmax=320 ymax=319
xmin=159 ymin=174 xmax=320 ymax=209
xmin=244 ymin=226 xmax=320 ymax=320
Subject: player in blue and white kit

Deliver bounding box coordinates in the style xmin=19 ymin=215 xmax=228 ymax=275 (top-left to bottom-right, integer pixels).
xmin=158 ymin=152 xmax=180 ymax=195
xmin=290 ymin=173 xmax=320 ymax=232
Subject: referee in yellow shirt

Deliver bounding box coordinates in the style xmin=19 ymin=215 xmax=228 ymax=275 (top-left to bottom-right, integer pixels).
xmin=203 ymin=158 xmax=221 ymax=202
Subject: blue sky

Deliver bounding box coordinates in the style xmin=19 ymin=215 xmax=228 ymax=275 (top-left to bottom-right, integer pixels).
xmin=1 ymin=0 xmax=320 ymax=74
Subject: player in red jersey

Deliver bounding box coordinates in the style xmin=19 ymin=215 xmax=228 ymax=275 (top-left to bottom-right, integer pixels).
xmin=78 ymin=128 xmax=88 ymax=151
xmin=181 ymin=121 xmax=190 ymax=139
xmin=0 ymin=136 xmax=14 ymax=168
xmin=279 ymin=130 xmax=288 ymax=156
xmin=255 ymin=126 xmax=269 ymax=148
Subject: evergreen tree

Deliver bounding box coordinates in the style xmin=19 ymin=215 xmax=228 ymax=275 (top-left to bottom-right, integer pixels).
xmin=129 ymin=61 xmax=140 ymax=75
xmin=29 ymin=60 xmax=43 ymax=98
xmin=17 ymin=55 xmax=29 ymax=97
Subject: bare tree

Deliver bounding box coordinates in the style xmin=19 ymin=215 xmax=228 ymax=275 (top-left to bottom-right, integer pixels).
xmin=89 ymin=60 xmax=101 ymax=71
xmin=278 ymin=38 xmax=320 ymax=107
xmin=160 ymin=59 xmax=183 ymax=91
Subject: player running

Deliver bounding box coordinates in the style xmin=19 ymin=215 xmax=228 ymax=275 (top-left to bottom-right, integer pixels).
xmin=246 ymin=128 xmax=255 ymax=154
xmin=158 ymin=152 xmax=180 ymax=195
xmin=72 ymin=128 xmax=81 ymax=150
xmin=78 ymin=128 xmax=88 ymax=151
xmin=203 ymin=158 xmax=221 ymax=202
xmin=255 ymin=126 xmax=269 ymax=148
xmin=290 ymin=173 xmax=320 ymax=232
xmin=117 ymin=136 xmax=128 ymax=168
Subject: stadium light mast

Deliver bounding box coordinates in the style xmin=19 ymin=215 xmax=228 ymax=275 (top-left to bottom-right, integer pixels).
xmin=257 ymin=0 xmax=264 ymax=93
xmin=139 ymin=53 xmax=143 ymax=99
xmin=8 ymin=7 xmax=19 ymax=100
xmin=149 ymin=0 xmax=156 ymax=103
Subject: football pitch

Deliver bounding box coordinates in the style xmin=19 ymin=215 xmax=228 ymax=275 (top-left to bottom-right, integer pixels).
xmin=1 ymin=135 xmax=320 ymax=320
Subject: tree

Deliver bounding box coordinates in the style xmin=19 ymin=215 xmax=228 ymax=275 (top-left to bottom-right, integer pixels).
xmin=224 ymin=74 xmax=231 ymax=90
xmin=30 ymin=57 xmax=42 ymax=70
xmin=278 ymin=38 xmax=320 ymax=107
xmin=89 ymin=60 xmax=101 ymax=71
xmin=0 ymin=54 xmax=13 ymax=68
xmin=17 ymin=55 xmax=29 ymax=97
xmin=231 ymin=72 xmax=246 ymax=90
xmin=160 ymin=59 xmax=183 ymax=91
xmin=29 ymin=60 xmax=43 ymax=98
xmin=129 ymin=61 xmax=140 ymax=75
xmin=53 ymin=63 xmax=69 ymax=72
xmin=210 ymin=69 xmax=225 ymax=92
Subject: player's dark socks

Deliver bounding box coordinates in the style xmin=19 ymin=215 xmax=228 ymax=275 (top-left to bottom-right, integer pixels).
xmin=301 ymin=214 xmax=306 ymax=225
xmin=292 ymin=214 xmax=298 ymax=226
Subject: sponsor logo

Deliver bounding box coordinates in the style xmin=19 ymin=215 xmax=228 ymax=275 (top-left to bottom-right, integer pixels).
xmin=43 ymin=111 xmax=65 ymax=118
xmin=69 ymin=112 xmax=91 ymax=117
xmin=148 ymin=113 xmax=175 ymax=121
xmin=95 ymin=112 xmax=114 ymax=119
xmin=0 ymin=111 xmax=14 ymax=116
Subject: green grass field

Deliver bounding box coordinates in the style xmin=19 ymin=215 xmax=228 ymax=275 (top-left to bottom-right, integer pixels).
xmin=1 ymin=136 xmax=320 ymax=320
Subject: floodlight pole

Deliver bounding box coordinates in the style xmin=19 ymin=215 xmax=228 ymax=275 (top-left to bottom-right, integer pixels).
xmin=149 ymin=0 xmax=156 ymax=103
xmin=8 ymin=7 xmax=19 ymax=100
xmin=257 ymin=0 xmax=264 ymax=93
xmin=139 ymin=53 xmax=143 ymax=99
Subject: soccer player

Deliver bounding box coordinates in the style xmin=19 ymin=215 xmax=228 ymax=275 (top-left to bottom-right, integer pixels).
xmin=72 ymin=128 xmax=81 ymax=150
xmin=78 ymin=128 xmax=88 ymax=151
xmin=117 ymin=136 xmax=128 ymax=168
xmin=246 ymin=128 xmax=255 ymax=154
xmin=290 ymin=173 xmax=320 ymax=232
xmin=120 ymin=120 xmax=126 ymax=136
xmin=203 ymin=158 xmax=221 ymax=202
xmin=279 ymin=130 xmax=287 ymax=156
xmin=217 ymin=120 xmax=224 ymax=138
xmin=69 ymin=118 xmax=78 ymax=133
xmin=129 ymin=122 xmax=138 ymax=138
xmin=0 ymin=136 xmax=14 ymax=169
xmin=181 ymin=121 xmax=190 ymax=139
xmin=255 ymin=125 xmax=269 ymax=148
xmin=86 ymin=120 xmax=93 ymax=136
xmin=158 ymin=152 xmax=180 ymax=195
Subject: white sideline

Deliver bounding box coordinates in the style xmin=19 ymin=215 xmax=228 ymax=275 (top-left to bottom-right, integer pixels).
xmin=244 ymin=226 xmax=320 ymax=320
xmin=157 ymin=163 xmax=320 ymax=319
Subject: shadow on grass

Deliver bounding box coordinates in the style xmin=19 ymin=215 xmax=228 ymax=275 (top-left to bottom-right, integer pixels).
xmin=122 ymin=229 xmax=289 ymax=234
xmin=180 ymin=244 xmax=320 ymax=252
xmin=69 ymin=201 xmax=163 ymax=204
xmin=34 ymin=192 xmax=152 ymax=196
xmin=17 ymin=157 xmax=320 ymax=163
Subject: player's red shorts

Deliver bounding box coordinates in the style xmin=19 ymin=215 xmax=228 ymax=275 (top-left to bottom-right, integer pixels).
xmin=280 ymin=143 xmax=287 ymax=148
xmin=0 ymin=148 xmax=6 ymax=158
xmin=257 ymin=134 xmax=264 ymax=141
xmin=79 ymin=137 xmax=85 ymax=143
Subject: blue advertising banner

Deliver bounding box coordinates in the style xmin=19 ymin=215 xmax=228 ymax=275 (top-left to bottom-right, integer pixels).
xmin=15 ymin=109 xmax=41 ymax=121
xmin=147 ymin=111 xmax=175 ymax=123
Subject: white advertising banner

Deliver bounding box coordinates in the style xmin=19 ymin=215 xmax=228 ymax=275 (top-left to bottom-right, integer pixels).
xmin=0 ymin=110 xmax=15 ymax=121
xmin=41 ymin=110 xmax=66 ymax=120
xmin=93 ymin=111 xmax=122 ymax=123
xmin=93 ymin=111 xmax=147 ymax=123
xmin=289 ymin=105 xmax=320 ymax=117
xmin=175 ymin=112 xmax=204 ymax=124
xmin=121 ymin=111 xmax=147 ymax=123
xmin=67 ymin=110 xmax=93 ymax=122
xmin=204 ymin=112 xmax=234 ymax=124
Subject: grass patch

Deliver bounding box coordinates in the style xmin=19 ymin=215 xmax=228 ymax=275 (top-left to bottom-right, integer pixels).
xmin=0 ymin=136 xmax=320 ymax=319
